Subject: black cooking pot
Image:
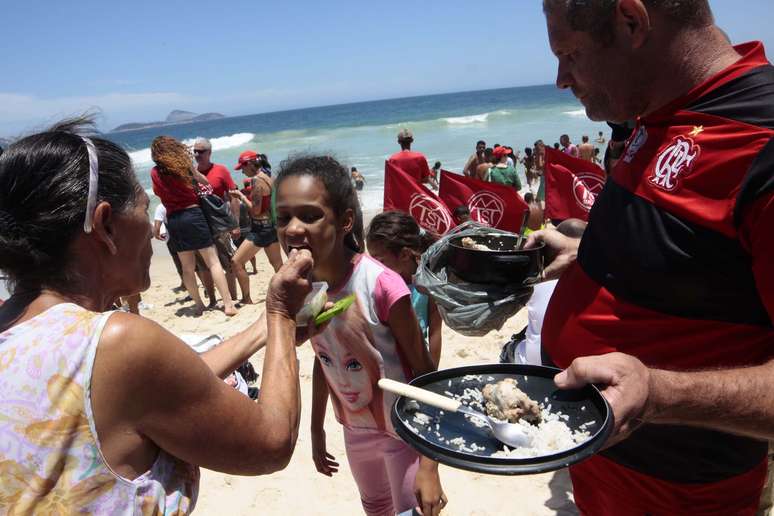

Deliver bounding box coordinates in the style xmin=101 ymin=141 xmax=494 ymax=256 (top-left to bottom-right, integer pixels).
xmin=446 ymin=234 xmax=543 ymax=285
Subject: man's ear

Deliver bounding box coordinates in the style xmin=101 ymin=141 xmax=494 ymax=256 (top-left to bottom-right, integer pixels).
xmin=91 ymin=201 xmax=118 ymax=255
xmin=616 ymin=0 xmax=651 ymax=49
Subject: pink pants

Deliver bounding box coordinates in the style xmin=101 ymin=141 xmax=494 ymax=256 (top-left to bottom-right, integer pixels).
xmin=343 ymin=427 xmax=420 ymax=516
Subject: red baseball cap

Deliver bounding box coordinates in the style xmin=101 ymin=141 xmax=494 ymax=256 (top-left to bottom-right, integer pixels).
xmin=493 ymin=146 xmax=511 ymax=159
xmin=235 ymin=150 xmax=259 ymax=170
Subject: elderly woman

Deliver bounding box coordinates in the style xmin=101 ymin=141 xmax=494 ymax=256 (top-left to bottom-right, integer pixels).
xmin=0 ymin=118 xmax=314 ymax=513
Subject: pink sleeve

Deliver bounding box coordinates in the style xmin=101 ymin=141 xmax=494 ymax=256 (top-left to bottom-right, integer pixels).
xmin=374 ymin=268 xmax=411 ymax=323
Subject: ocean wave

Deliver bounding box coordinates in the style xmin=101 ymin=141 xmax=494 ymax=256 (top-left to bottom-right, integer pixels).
xmin=128 ymin=132 xmax=255 ymax=166
xmin=443 ymin=113 xmax=490 ymax=125
xmin=564 ymin=109 xmax=587 ymax=117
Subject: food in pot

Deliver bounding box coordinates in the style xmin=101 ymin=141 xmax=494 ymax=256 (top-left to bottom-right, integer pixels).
xmin=460 ymin=237 xmax=493 ymax=251
xmin=482 ymin=378 xmax=541 ymax=424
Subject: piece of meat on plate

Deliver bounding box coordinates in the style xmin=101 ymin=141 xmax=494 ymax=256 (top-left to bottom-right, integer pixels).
xmin=482 ymin=378 xmax=541 ymax=424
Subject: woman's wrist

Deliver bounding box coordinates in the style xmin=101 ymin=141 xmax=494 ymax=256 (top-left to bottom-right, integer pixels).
xmin=266 ymin=312 xmax=296 ymax=343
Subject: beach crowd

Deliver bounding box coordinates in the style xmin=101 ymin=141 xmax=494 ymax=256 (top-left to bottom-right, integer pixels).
xmin=1 ymin=1 xmax=773 ymax=515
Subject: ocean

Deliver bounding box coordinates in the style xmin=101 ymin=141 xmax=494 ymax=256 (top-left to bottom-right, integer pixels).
xmin=106 ymin=84 xmax=607 ymax=212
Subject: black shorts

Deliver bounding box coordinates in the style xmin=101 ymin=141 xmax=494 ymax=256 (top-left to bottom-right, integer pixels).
xmin=167 ymin=207 xmax=213 ymax=252
xmin=166 ymin=233 xmax=207 ymax=271
xmin=246 ymin=219 xmax=279 ymax=248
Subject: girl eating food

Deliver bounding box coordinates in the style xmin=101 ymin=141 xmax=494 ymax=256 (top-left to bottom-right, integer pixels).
xmin=274 ymin=155 xmax=447 ymax=516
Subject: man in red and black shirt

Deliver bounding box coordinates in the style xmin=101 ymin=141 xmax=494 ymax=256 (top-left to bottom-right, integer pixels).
xmin=529 ymin=1 xmax=774 ymax=514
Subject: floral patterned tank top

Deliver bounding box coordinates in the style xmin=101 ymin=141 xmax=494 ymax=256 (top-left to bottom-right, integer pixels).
xmin=0 ymin=303 xmax=199 ymax=515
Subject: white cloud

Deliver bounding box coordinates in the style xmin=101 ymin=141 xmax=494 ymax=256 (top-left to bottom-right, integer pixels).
xmin=0 ymin=91 xmax=200 ymax=136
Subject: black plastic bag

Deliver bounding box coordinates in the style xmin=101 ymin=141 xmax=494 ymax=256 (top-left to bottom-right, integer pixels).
xmin=414 ymin=222 xmax=533 ymax=336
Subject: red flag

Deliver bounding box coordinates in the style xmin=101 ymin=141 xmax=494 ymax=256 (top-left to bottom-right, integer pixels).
xmin=383 ymin=161 xmax=456 ymax=234
xmin=544 ymin=147 xmax=606 ymax=221
xmin=438 ymin=170 xmax=529 ymax=233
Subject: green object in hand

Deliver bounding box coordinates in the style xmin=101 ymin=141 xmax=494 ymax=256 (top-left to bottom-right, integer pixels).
xmin=314 ymin=294 xmax=356 ymax=325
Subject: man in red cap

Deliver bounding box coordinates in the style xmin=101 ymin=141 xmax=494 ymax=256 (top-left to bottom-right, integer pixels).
xmin=488 ymin=146 xmax=521 ymax=190
xmin=193 ymin=137 xmax=240 ymax=301
xmin=387 ymin=128 xmax=437 ymax=188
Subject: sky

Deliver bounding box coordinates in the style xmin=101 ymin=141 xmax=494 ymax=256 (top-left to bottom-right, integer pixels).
xmin=2 ymin=0 xmax=773 ymax=136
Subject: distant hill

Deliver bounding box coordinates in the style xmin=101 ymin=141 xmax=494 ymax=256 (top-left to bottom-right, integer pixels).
xmin=111 ymin=111 xmax=226 ymax=132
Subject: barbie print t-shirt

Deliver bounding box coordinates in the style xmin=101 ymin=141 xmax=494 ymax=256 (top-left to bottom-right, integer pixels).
xmin=311 ymin=254 xmax=415 ymax=435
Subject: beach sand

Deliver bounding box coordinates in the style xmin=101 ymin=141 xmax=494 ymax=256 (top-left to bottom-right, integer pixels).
xmin=139 ymin=235 xmax=577 ymax=516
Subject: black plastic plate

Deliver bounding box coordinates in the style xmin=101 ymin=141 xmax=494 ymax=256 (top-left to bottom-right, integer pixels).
xmin=391 ymin=364 xmax=613 ymax=475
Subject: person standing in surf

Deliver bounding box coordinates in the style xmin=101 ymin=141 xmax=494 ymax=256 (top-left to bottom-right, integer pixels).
xmin=387 ymin=129 xmax=435 ymax=188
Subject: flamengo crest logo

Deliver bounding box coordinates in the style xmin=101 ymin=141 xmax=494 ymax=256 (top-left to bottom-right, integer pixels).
xmin=408 ymin=193 xmax=453 ymax=234
xmin=572 ymin=174 xmax=606 ymax=212
xmin=650 ymin=135 xmax=701 ymax=192
xmin=468 ymin=191 xmax=505 ymax=227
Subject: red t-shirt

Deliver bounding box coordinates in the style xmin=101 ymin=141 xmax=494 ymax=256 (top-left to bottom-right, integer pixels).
xmin=201 ymin=163 xmax=236 ymax=198
xmin=387 ymin=150 xmax=432 ymax=183
xmin=151 ymin=167 xmax=198 ymax=214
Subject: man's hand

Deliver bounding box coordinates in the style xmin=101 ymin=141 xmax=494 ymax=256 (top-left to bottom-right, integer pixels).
xmin=414 ymin=459 xmax=447 ymax=516
xmin=266 ymin=249 xmax=313 ymax=319
xmin=524 ymin=228 xmax=580 ymax=280
xmin=555 ymin=352 xmax=651 ymax=447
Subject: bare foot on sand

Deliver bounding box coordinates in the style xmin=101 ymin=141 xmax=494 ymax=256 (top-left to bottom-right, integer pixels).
xmin=224 ymin=305 xmax=238 ymax=317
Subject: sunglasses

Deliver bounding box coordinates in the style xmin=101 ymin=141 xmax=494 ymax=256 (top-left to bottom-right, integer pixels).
xmin=193 ymin=148 xmax=210 ymax=155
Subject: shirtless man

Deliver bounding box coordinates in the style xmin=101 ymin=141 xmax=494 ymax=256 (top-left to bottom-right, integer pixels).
xmin=463 ymin=140 xmax=487 ymax=177
xmin=475 ymin=147 xmax=495 ymax=181
xmin=578 ymin=135 xmax=595 ymax=161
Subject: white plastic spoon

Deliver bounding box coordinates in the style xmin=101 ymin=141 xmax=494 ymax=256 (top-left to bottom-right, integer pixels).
xmin=379 ymin=378 xmax=531 ymax=448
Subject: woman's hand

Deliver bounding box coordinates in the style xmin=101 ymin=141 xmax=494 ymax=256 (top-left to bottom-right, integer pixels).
xmin=311 ymin=428 xmax=339 ymax=476
xmin=414 ymin=459 xmax=447 ymax=516
xmin=266 ymin=249 xmax=314 ymax=319
xmin=228 ymin=190 xmax=245 ymax=201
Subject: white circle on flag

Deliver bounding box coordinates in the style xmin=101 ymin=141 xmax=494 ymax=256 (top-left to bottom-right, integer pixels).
xmin=468 ymin=191 xmax=505 ymax=227
xmin=572 ymin=174 xmax=605 ymax=211
xmin=409 ymin=193 xmax=453 ymax=234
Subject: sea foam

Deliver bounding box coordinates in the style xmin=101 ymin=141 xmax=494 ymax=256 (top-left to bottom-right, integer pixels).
xmin=129 ymin=132 xmax=255 ymax=166
xmin=564 ymin=109 xmax=587 ymax=117
xmin=444 ymin=113 xmax=490 ymax=125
